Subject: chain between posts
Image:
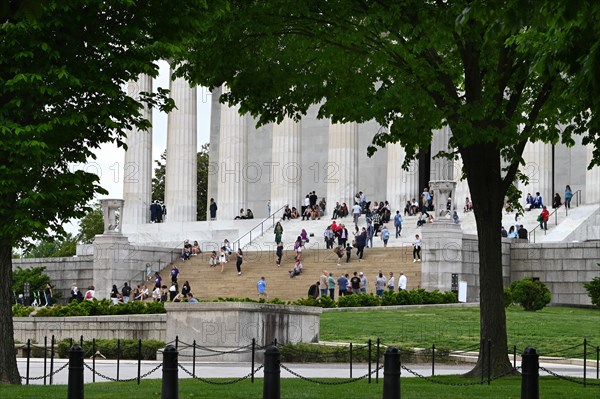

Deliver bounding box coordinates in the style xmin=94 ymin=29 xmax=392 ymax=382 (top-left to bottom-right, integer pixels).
xmin=178 ymin=364 xmax=263 ymax=385
xmin=539 ymin=366 xmax=600 ymax=387
xmin=280 ymin=363 xmax=383 ymax=385
xmin=20 ymin=362 xmax=69 ymax=381
xmin=400 ymin=365 xmax=483 ymax=386
xmin=83 ymin=362 xmax=162 ymax=382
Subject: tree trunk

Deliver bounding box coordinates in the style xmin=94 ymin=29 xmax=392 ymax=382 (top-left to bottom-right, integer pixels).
xmin=0 ymin=244 xmax=21 ymax=384
xmin=461 ymin=144 xmax=514 ymax=378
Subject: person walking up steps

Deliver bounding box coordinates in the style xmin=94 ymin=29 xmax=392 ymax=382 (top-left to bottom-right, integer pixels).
xmin=236 ymin=248 xmax=244 ymax=275
xmin=394 ymin=211 xmax=403 ymax=238
xmin=413 ymin=234 xmax=422 ymax=262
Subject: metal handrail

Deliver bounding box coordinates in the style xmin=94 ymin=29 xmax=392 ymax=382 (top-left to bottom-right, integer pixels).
xmin=133 ymin=240 xmax=185 ymax=285
xmin=565 ymin=189 xmax=582 ymax=216
xmin=232 ymin=204 xmax=288 ymax=251
xmin=528 ymin=206 xmax=561 ymax=243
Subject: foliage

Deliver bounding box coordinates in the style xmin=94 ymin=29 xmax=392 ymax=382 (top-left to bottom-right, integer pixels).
xmin=77 ymin=202 xmax=104 ymax=244
xmin=212 ymin=297 xmax=286 ymax=305
xmin=583 ymin=263 xmax=600 ymax=307
xmin=32 ymin=299 xmax=166 ymax=317
xmin=21 ymin=233 xmax=77 ymax=258
xmin=11 ymin=266 xmax=51 ymax=298
xmin=338 ymin=293 xmax=382 ymax=308
xmin=504 ymin=287 xmax=514 ymax=308
xmin=11 ymin=304 xmax=34 ymax=317
xmin=509 ymin=278 xmax=552 ymax=311
xmin=152 ymin=144 xmax=210 ymax=221
xmin=57 ymin=339 xmax=164 ymax=360
xmin=291 ymin=296 xmax=336 ymax=308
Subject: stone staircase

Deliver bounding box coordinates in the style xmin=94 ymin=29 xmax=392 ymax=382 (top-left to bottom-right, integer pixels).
xmin=158 ymin=247 xmax=420 ymax=302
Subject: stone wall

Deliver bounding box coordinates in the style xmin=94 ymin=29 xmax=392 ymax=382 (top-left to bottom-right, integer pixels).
xmin=511 ymin=241 xmax=600 ymax=306
xmin=13 ymin=314 xmax=167 ymax=343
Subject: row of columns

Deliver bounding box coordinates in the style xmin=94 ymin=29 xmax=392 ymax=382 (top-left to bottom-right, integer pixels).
xmin=122 ymin=73 xmax=600 ymax=225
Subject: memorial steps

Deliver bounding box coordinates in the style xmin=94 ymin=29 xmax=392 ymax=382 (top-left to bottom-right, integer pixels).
xmin=158 ymin=246 xmax=418 ymax=302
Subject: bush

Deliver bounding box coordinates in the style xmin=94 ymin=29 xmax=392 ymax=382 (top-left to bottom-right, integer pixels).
xmin=291 ymin=296 xmax=337 ymax=308
xmin=583 ymin=263 xmax=600 ymax=308
xmin=338 ymin=293 xmax=382 ymax=308
xmin=33 ymin=299 xmax=166 ymax=317
xmin=503 ymin=287 xmax=513 ymax=308
xmin=12 ymin=304 xmax=35 ymax=317
xmin=57 ymin=339 xmax=164 ymax=360
xmin=510 ymin=278 xmax=551 ymax=311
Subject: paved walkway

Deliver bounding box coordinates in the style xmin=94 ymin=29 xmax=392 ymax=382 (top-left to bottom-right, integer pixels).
xmin=17 ymin=358 xmax=599 ymax=385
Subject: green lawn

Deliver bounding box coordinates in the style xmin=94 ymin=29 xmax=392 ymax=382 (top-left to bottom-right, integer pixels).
xmin=320 ymin=305 xmax=600 ymax=357
xmin=1 ymin=377 xmax=600 ymax=399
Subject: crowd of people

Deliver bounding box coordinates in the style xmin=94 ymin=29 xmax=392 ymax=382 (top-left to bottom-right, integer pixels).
xmin=307 ymin=270 xmax=409 ymax=300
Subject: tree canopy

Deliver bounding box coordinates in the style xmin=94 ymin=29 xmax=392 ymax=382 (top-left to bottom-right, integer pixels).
xmin=0 ymin=0 xmax=206 ymax=384
xmin=180 ymin=0 xmax=600 ymax=375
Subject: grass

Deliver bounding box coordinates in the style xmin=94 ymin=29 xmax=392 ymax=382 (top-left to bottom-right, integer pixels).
xmin=320 ymin=305 xmax=600 ymax=357
xmin=1 ymin=377 xmax=600 ymax=399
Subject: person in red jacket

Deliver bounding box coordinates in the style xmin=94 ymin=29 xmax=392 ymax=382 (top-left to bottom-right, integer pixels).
xmin=540 ymin=206 xmax=550 ymax=230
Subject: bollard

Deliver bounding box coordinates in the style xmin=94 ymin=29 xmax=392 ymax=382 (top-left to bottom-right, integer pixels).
xmin=161 ymin=345 xmax=178 ymax=399
xmin=26 ymin=339 xmax=31 ymax=385
xmin=117 ymin=339 xmax=120 ymax=382
xmin=44 ymin=336 xmax=48 ymax=386
xmin=376 ymin=338 xmax=381 ymax=384
xmin=68 ymin=345 xmax=85 ymax=399
xmin=349 ymin=342 xmax=353 ymax=378
xmin=251 ymin=338 xmax=255 ymax=383
xmin=368 ymin=339 xmax=372 ymax=384
xmin=50 ymin=335 xmax=55 ymax=385
xmin=382 ymin=347 xmax=401 ymax=399
xmin=431 ymin=344 xmax=435 ymax=377
xmin=520 ymin=347 xmax=539 ymax=399
xmin=263 ymin=346 xmax=280 ymax=399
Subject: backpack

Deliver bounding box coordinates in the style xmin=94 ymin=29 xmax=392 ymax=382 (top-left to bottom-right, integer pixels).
xmin=382 ymin=230 xmax=390 ymax=240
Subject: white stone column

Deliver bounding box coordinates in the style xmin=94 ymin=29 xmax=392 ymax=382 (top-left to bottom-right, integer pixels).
xmin=386 ymin=143 xmax=419 ymax=210
xmin=122 ymin=75 xmax=152 ymax=225
xmin=165 ymin=67 xmax=197 ymax=222
xmin=586 ymin=144 xmax=600 ymax=204
xmin=271 ymin=117 xmax=301 ymax=213
xmin=217 ymin=85 xmax=248 ymax=220
xmin=326 ymin=121 xmax=358 ymax=210
xmin=430 ymin=126 xmax=454 ymax=181
xmin=520 ymin=141 xmax=552 ymax=204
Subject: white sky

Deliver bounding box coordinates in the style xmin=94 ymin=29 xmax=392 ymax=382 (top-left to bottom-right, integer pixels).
xmin=62 ymin=61 xmax=212 ymax=235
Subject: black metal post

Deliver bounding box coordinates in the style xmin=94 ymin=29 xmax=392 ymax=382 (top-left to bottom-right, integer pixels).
xmin=137 ymin=339 xmax=142 ymax=385
xmin=193 ymin=340 xmax=197 ymax=378
xmin=50 ymin=335 xmax=55 ymax=385
xmin=175 ymin=335 xmax=179 ymax=351
xmin=80 ymin=335 xmax=83 ymax=347
xmin=161 ymin=345 xmax=179 ymax=399
xmin=583 ymin=337 xmax=587 ymax=387
xmin=520 ymin=347 xmax=539 ymax=399
xmin=26 ymin=339 xmax=31 ymax=385
xmin=68 ymin=345 xmax=84 ymax=399
xmin=92 ymin=338 xmax=96 ymax=383
xmin=251 ymin=338 xmax=255 ymax=383
xmin=382 ymin=347 xmax=401 ymax=399
xmin=376 ymin=338 xmax=381 ymax=383
xmin=432 ymin=344 xmax=435 ymax=377
xmin=487 ymin=339 xmax=492 ymax=385
xmin=44 ymin=336 xmax=48 ymax=386
xmin=263 ymin=346 xmax=280 ymax=399
xmin=513 ymin=345 xmax=517 ymax=370
xmin=349 ymin=342 xmax=353 ymax=378
xmin=368 ymin=339 xmax=372 ymax=384
xmin=117 ymin=339 xmax=120 ymax=382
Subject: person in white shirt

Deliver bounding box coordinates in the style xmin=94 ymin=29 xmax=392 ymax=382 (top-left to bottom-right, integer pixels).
xmin=413 ymin=234 xmax=422 ymax=262
xmin=398 ymin=272 xmax=407 ymax=291
xmin=387 ymin=272 xmax=395 ymax=291
xmin=352 ymin=202 xmax=362 ymax=225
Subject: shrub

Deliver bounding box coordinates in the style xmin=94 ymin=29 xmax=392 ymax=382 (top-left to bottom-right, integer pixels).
xmin=510 ymin=278 xmax=551 ymax=311
xmin=583 ymin=263 xmax=600 ymax=308
xmin=503 ymin=287 xmax=513 ymax=308
xmin=33 ymin=299 xmax=166 ymax=317
xmin=442 ymin=291 xmax=458 ymax=304
xmin=57 ymin=339 xmax=164 ymax=360
xmin=291 ymin=296 xmax=336 ymax=308
xmin=12 ymin=304 xmax=35 ymax=317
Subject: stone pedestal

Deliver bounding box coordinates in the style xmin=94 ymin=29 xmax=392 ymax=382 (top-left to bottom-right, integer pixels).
xmin=421 ymin=221 xmax=463 ymax=294
xmin=100 ymin=199 xmax=124 ymax=234
xmin=429 ymin=180 xmax=457 ymax=218
xmin=164 ymin=302 xmax=321 ymax=361
xmin=386 ymin=143 xmax=419 ymax=209
xmin=165 ymin=67 xmax=198 ymax=222
xmin=326 ymin=121 xmax=358 ymax=210
xmin=122 ymin=75 xmax=153 ymax=225
xmin=271 ymin=117 xmax=301 ymax=213
xmin=92 ymin=234 xmax=136 ymax=300
xmin=217 ymin=85 xmax=248 ymax=220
